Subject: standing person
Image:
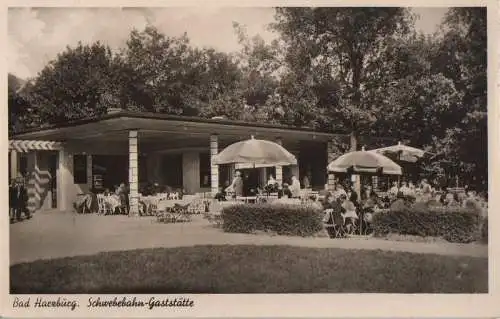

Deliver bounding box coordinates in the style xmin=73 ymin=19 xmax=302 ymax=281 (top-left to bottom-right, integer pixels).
xmin=9 ymin=178 xmax=16 ymax=221
xmin=12 ymin=176 xmax=30 ymax=222
xmin=116 ymin=183 xmax=129 ymax=214
xmin=243 ymin=172 xmax=252 ymax=196
xmin=420 ymin=179 xmax=432 ymax=201
xmin=347 ymin=185 xmax=359 ymax=207
xmin=289 ymin=175 xmax=301 ymax=198
xmin=302 ymin=175 xmax=310 ymax=189
xmin=226 ymin=170 xmax=244 ymax=197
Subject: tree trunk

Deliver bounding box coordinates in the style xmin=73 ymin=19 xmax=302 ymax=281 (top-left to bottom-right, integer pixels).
xmin=350 ymin=130 xmax=361 ymax=206
xmin=350 ymin=131 xmax=358 ymax=151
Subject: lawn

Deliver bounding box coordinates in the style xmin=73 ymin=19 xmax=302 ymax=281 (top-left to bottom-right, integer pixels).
xmin=10 ymin=245 xmax=488 ymax=293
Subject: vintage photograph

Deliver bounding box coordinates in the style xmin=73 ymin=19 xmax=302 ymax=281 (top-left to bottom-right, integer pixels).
xmin=7 ymin=6 xmax=488 ymax=294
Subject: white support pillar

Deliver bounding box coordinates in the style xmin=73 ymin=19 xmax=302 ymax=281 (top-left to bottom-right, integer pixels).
xmin=327 ymin=140 xmax=337 ymax=190
xmin=275 ymin=137 xmax=283 ymax=185
xmin=57 ymin=149 xmax=70 ymax=211
xmin=128 ymin=130 xmax=139 ymax=216
xmin=210 ymin=134 xmax=219 ymax=195
xmin=26 ymin=151 xmax=40 ymax=213
xmin=86 ymin=154 xmax=93 ymax=190
xmin=10 ymin=150 xmax=18 ymax=180
xmin=372 ymin=176 xmax=379 ymax=192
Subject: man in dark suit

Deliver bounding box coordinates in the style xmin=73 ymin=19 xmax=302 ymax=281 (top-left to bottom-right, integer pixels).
xmin=10 ymin=176 xmax=30 ymax=222
xmin=9 ymin=178 xmax=16 ymax=220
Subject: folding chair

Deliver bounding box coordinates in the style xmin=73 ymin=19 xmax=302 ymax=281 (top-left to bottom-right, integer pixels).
xmin=188 ymin=197 xmax=205 ymax=214
xmin=97 ymin=195 xmax=106 ymax=215
xmin=359 ymin=208 xmax=374 ymax=235
xmin=323 ymin=209 xmax=345 ymax=239
xmin=204 ymin=200 xmax=223 ymax=227
xmin=149 ymin=197 xmax=160 ymax=216
xmin=172 ymin=203 xmax=191 ymax=222
xmin=341 ymin=215 xmax=358 ymax=236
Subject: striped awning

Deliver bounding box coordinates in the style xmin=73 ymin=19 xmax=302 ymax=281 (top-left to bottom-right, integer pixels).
xmin=9 ymin=140 xmax=63 ymax=152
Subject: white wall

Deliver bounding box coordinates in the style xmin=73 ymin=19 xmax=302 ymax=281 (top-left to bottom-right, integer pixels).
xmin=182 ymin=151 xmax=200 ymax=194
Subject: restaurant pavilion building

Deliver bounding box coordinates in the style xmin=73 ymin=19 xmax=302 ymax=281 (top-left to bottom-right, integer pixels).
xmin=8 ymin=109 xmax=347 ymax=215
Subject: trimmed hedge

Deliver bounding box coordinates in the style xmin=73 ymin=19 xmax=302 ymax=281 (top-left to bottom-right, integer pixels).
xmin=221 ymin=203 xmax=324 ymax=237
xmin=372 ymin=206 xmax=483 ymax=243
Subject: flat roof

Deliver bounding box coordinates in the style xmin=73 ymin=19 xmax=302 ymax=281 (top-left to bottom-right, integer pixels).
xmin=11 ymin=110 xmax=347 ymax=144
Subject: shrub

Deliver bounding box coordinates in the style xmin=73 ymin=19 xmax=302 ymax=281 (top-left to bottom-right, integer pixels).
xmin=372 ymin=206 xmax=482 ymax=243
xmin=221 ymin=203 xmax=324 ymax=237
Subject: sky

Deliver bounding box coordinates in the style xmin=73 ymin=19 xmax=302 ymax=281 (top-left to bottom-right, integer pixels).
xmin=8 ymin=7 xmax=448 ymax=79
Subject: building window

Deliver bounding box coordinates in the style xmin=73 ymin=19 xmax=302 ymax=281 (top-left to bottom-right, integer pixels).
xmin=73 ymin=154 xmax=87 ymax=184
xmin=161 ymin=154 xmax=183 ymax=189
xmin=199 ymin=153 xmax=211 ymax=188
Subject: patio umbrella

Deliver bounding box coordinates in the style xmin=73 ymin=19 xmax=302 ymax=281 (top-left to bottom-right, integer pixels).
xmin=328 ymin=148 xmax=401 ymax=236
xmin=213 ymin=136 xmax=297 ymax=166
xmin=327 ymin=148 xmax=402 ymax=176
xmin=369 ymin=141 xmax=426 ymax=163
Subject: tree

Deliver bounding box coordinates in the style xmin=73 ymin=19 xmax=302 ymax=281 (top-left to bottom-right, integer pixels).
xmin=8 ymin=73 xmax=32 ymax=135
xmin=119 ymin=26 xmax=244 ymax=118
xmin=21 ymin=41 xmax=117 ymax=125
xmin=272 ymin=8 xmax=414 ymax=149
xmin=373 ymin=33 xmax=463 ymax=146
xmin=429 ymin=7 xmax=487 ymax=189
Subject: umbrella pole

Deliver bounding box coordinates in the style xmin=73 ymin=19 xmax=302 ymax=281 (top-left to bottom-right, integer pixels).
xmin=360 ymin=210 xmax=363 ymax=236
xmin=398 ymin=151 xmax=401 ymax=186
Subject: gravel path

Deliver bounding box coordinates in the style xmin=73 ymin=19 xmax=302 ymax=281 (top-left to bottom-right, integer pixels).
xmin=9 ymin=210 xmax=488 ymax=265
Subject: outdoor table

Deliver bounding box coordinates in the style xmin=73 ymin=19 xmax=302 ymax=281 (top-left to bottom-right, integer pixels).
xmin=157 ymin=199 xmax=187 ymax=212
xmin=139 ymin=195 xmax=155 ymax=208
xmin=156 ymin=199 xmax=193 ymax=223
xmin=243 ymin=196 xmax=257 ymax=203
xmin=104 ymin=195 xmax=122 ymax=212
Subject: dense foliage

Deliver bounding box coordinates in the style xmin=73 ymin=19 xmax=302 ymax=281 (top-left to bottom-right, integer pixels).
xmin=371 ymin=206 xmax=484 ymax=243
xmin=8 ymin=7 xmax=487 ymax=189
xmin=221 ymin=203 xmax=324 ymax=236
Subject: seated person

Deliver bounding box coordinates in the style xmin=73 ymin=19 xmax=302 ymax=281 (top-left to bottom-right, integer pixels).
xmin=278 ymin=183 xmax=293 ymax=199
xmin=341 ymin=195 xmax=358 ymax=221
xmin=318 ymin=187 xmax=331 ymax=197
xmin=362 ymin=194 xmax=379 ymax=209
xmin=267 ymin=175 xmax=277 ymax=187
xmin=390 ymin=192 xmax=408 ymax=211
xmin=380 ymin=196 xmax=391 ymax=209
xmin=446 ymin=192 xmax=461 ymax=207
xmin=388 ymin=182 xmax=399 ymax=197
xmin=264 ymin=182 xmax=278 ymax=194
xmin=323 ymin=194 xmax=346 ymax=238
